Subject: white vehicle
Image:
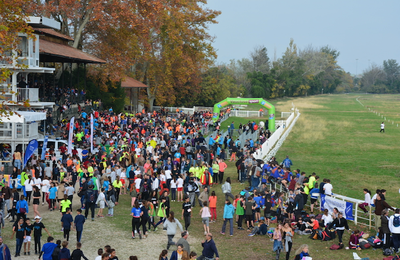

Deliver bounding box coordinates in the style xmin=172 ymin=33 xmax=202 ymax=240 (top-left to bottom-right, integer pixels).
xmin=36 ymin=139 xmax=99 ymax=161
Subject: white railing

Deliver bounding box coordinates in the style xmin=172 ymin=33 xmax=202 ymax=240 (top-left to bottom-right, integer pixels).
xmin=252 ymin=111 xmax=298 ymax=160
xmin=264 ymin=111 xmax=300 ymax=162
xmin=229 ymin=110 xmax=261 ymax=118
xmin=17 ymin=88 xmax=39 ymax=102
xmin=253 ymin=125 xmax=284 ymax=160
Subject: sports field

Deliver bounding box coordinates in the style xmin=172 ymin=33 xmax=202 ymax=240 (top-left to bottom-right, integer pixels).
xmin=3 ymin=94 xmax=400 ymax=260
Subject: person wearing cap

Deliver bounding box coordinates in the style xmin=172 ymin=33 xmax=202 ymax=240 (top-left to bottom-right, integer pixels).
xmin=33 ymin=215 xmax=51 ymax=255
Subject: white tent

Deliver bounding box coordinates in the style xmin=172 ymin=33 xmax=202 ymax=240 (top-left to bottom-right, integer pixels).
xmin=1 ymin=111 xmax=46 ymax=123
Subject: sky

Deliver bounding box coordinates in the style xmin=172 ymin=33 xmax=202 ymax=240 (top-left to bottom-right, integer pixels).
xmin=205 ymin=0 xmax=400 ymax=75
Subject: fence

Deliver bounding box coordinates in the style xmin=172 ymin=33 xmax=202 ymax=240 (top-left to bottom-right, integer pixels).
xmin=252 ymin=111 xmax=296 ymax=160
xmin=229 ymin=110 xmax=261 ymax=118
xmin=263 ymin=110 xmax=300 ymax=162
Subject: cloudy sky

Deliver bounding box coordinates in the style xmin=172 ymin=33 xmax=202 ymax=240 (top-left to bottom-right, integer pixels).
xmin=205 ymin=0 xmax=400 ymax=74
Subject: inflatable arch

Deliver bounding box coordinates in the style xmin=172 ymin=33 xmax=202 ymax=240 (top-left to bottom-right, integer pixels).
xmin=213 ymin=98 xmax=275 ymax=130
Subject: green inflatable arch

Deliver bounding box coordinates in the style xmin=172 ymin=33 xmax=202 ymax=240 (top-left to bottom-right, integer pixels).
xmin=212 ymin=98 xmax=276 ymax=130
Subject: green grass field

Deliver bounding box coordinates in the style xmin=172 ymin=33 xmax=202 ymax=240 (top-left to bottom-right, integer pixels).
xmin=3 ymin=94 xmax=400 ymax=260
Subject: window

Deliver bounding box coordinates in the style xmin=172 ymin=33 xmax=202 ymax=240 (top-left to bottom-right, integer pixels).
xmin=17 ymin=36 xmax=28 ymax=57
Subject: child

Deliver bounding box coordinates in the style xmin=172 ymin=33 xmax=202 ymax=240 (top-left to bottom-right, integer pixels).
xmin=236 ymin=196 xmax=245 ymax=230
xmin=48 ymin=182 xmax=57 ymax=210
xmin=11 ymin=218 xmax=24 ymax=257
xmin=61 ymin=208 xmax=73 ymax=241
xmin=23 ymin=218 xmax=33 ymax=255
xmin=264 ymin=196 xmax=272 ymax=226
xmin=94 ymin=248 xmax=103 ymax=260
xmin=248 ymin=218 xmax=268 ymax=237
xmin=74 ymin=209 xmax=86 ymax=242
xmin=208 ymin=191 xmax=217 ymax=223
xmin=244 ymin=196 xmax=256 ymax=231
xmin=233 ymin=195 xmax=239 ymax=223
xmin=59 ymin=194 xmax=72 ymax=216
xmin=96 ymin=188 xmax=106 ymax=217
xmin=154 ymin=197 xmax=167 ymax=230
xmin=33 ymin=215 xmax=51 ymax=255
xmin=59 ymin=241 xmax=70 ymax=260
xmin=253 ymin=192 xmax=262 ymax=223
xmin=349 ymin=230 xmax=361 ymax=249
xmin=199 ymin=201 xmax=211 ymax=235
xmin=70 ymin=242 xmax=88 ymax=260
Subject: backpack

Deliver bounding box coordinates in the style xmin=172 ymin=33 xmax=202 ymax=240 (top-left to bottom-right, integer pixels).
xmin=87 ymin=191 xmax=95 ymax=203
xmin=383 ymin=248 xmax=394 ymax=256
xmin=394 ymin=215 xmax=400 ymax=227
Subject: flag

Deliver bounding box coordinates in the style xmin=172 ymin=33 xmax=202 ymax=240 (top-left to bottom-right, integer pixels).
xmin=68 ymin=117 xmax=74 ymax=155
xmin=41 ymin=135 xmax=48 ymax=160
xmin=24 ymin=139 xmax=38 ymax=167
xmin=90 ymin=114 xmax=94 ymax=153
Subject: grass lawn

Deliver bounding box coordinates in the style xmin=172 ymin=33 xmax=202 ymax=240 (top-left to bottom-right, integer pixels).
xmin=2 ymin=94 xmax=400 ymax=260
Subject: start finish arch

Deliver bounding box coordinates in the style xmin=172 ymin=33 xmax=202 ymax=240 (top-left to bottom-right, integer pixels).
xmin=213 ymin=98 xmax=276 ymax=130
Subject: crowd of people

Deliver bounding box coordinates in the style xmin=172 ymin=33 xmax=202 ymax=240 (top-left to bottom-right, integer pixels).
xmin=1 ymin=103 xmax=396 ymax=260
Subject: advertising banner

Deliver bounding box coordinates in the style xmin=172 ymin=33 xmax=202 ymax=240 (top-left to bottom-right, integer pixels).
xmin=320 ymin=194 xmax=354 ymax=221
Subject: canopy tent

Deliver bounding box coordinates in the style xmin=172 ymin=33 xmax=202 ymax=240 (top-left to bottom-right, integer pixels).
xmin=1 ymin=111 xmax=46 ymax=123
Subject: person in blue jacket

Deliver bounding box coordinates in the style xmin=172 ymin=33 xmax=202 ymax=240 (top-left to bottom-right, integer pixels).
xmin=0 ymin=237 xmax=11 ymax=260
xmin=16 ymin=195 xmax=28 ymax=221
xmin=74 ymin=209 xmax=86 ymax=243
xmin=38 ymin=236 xmax=57 ymax=260
xmin=220 ymin=199 xmax=235 ymax=236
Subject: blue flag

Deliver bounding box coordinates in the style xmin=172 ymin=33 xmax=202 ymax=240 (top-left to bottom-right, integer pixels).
xmin=24 ymin=139 xmax=38 ymax=167
xmin=41 ymin=136 xmax=49 ymax=160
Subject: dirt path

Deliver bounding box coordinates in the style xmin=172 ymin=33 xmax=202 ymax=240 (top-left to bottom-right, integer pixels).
xmin=2 ymin=194 xmax=202 ymax=260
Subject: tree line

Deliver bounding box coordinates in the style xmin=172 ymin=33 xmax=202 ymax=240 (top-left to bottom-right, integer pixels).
xmin=3 ymin=1 xmax=371 ymax=111
xmin=196 ymin=39 xmax=355 ymax=107
xmin=358 ymin=59 xmax=400 ymax=93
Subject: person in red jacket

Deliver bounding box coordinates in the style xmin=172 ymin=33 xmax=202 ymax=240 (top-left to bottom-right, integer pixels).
xmin=200 ymin=169 xmax=213 ymax=191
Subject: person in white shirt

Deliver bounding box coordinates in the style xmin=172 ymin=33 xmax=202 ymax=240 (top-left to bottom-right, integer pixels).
xmin=380 ymin=122 xmax=385 ymax=133
xmin=389 ymin=208 xmax=400 ymax=253
xmin=94 ymin=248 xmax=103 ymax=260
xmin=170 ymin=177 xmax=177 ymax=202
xmin=321 ymin=209 xmax=333 ymax=227
xmin=176 ymin=176 xmax=184 ymax=202
xmin=135 ymin=175 xmax=142 ymax=192
xmin=358 ymin=188 xmax=371 ymax=213
xmin=323 ymin=179 xmax=333 ymax=195
xmin=24 ymin=175 xmax=34 ymax=204
xmin=40 ymin=176 xmax=50 ymax=205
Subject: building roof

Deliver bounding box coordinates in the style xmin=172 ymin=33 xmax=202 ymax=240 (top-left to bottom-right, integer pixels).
xmin=121 ymin=77 xmax=148 ymax=88
xmin=39 ymin=39 xmax=106 ymax=64
xmin=35 ymin=28 xmax=74 ymax=41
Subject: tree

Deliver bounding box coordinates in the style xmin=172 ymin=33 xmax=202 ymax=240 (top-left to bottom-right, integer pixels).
xmin=0 ymin=0 xmax=32 ymax=117
xmin=195 ymin=67 xmax=238 ymax=107
xmin=360 ymin=64 xmax=385 ymax=92
xmin=250 ymin=46 xmax=270 ymax=74
xmin=383 ymin=59 xmax=400 ymax=90
xmin=132 ymin=0 xmax=220 ymax=109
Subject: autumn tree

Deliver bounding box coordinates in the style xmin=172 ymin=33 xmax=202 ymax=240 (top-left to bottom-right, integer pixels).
xmin=131 ymin=0 xmax=220 ymax=109
xmin=0 ymin=0 xmax=33 ymax=116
